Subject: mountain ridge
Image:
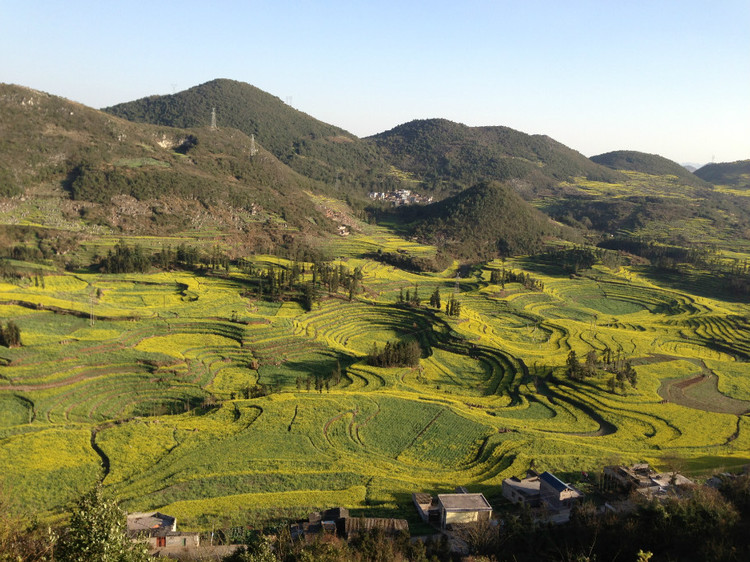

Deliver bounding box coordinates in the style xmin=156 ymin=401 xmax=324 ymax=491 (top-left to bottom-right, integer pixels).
xmin=590 ymin=150 xmax=710 ymax=189
xmin=0 ymin=82 xmax=331 ymax=234
xmin=695 ymin=160 xmax=750 ymax=189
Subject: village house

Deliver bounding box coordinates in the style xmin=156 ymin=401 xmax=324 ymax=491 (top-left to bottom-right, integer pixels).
xmin=126 ymin=511 xmax=200 ymax=550
xmin=502 ymin=471 xmax=584 ymax=523
xmin=437 ymin=493 xmax=493 ymax=529
xmin=539 ymin=471 xmax=584 ymax=512
xmin=413 ymin=488 xmax=493 ymax=530
xmin=501 ymin=470 xmax=542 ymax=507
xmin=603 ymin=463 xmax=694 ymax=497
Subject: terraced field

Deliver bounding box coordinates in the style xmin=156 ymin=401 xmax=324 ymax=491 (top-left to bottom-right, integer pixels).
xmin=1 ymin=240 xmax=749 ymax=529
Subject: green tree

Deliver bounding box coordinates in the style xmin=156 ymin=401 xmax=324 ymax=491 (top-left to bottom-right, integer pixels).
xmin=566 ymin=350 xmax=583 ymax=380
xmin=222 ymin=534 xmax=275 ymax=562
xmin=58 ymin=485 xmax=149 ymax=562
xmin=0 ymin=321 xmax=21 ymax=348
xmin=429 ymin=286 xmax=441 ymax=309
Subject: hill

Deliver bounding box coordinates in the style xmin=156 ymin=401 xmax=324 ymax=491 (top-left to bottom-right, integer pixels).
xmin=590 ymin=150 xmax=710 ymax=189
xmin=368 ymin=119 xmax=626 ymax=199
xmin=0 ymin=83 xmax=330 ymax=234
xmin=695 ymin=160 xmax=750 ymax=189
xmin=410 ymin=180 xmax=564 ymax=258
xmin=102 ymin=79 xmax=395 ymax=192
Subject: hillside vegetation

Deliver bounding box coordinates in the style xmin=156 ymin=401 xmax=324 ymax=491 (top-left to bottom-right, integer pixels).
xmin=369 ymin=119 xmax=626 ymax=199
xmin=0 ymin=83 xmax=330 ymax=233
xmin=103 ymin=79 xmax=398 ymax=193
xmin=409 ymin=181 xmax=565 ymax=259
xmin=590 ymin=150 xmax=710 ymax=189
xmin=695 ymin=159 xmax=750 ymax=189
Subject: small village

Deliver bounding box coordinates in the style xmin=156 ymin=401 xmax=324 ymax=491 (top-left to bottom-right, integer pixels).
xmin=123 ymin=461 xmax=741 ymax=560
xmin=368 ymin=190 xmax=434 ymax=206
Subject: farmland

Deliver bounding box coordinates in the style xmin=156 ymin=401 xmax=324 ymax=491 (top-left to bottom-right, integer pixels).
xmin=1 ymin=229 xmax=750 ymax=530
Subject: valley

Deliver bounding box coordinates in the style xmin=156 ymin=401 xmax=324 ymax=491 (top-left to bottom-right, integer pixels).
xmin=1 ymin=221 xmax=749 ymax=531
xmin=0 ymin=79 xmax=749 ymax=543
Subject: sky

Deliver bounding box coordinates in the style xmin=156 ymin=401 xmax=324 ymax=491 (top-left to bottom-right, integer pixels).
xmin=2 ymin=0 xmax=749 ymax=165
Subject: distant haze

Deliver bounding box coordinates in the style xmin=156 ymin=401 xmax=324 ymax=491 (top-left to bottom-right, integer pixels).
xmin=1 ymin=0 xmax=748 ymax=164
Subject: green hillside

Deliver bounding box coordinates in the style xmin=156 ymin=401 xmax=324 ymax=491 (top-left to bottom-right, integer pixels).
xmin=695 ymin=160 xmax=750 ymax=189
xmin=411 ymin=180 xmax=564 ymax=258
xmin=0 ymin=83 xmax=330 ymax=233
xmin=591 ymin=150 xmax=710 ymax=189
xmin=102 ymin=79 xmax=396 ymax=192
xmin=369 ymin=119 xmax=626 ymax=199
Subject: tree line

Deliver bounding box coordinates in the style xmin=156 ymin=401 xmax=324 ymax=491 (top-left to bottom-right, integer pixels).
xmin=367 ymin=340 xmax=422 ymax=368
xmin=566 ymin=347 xmax=638 ymax=392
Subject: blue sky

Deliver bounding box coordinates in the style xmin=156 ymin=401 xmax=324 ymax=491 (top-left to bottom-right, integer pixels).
xmin=2 ymin=0 xmax=748 ymax=164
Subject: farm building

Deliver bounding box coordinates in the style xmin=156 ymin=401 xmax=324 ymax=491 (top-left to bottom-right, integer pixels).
xmin=539 ymin=471 xmax=584 ymax=512
xmin=436 ymin=493 xmax=493 ymax=529
xmin=291 ymin=507 xmax=408 ymax=540
xmin=502 ymin=471 xmax=583 ymax=523
xmin=412 ymin=492 xmax=441 ymax=524
xmin=603 ymin=463 xmax=655 ymax=490
xmin=501 ymin=470 xmax=542 ymax=507
xmin=126 ymin=511 xmax=200 ymax=549
xmin=603 ymin=463 xmax=693 ymax=497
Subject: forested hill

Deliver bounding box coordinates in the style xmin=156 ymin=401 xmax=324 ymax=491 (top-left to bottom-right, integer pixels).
xmin=410 ymin=180 xmax=565 ymax=259
xmin=103 ymin=79 xmax=350 ymax=154
xmin=695 ymin=160 xmax=750 ymax=189
xmin=0 ymin=83 xmax=329 ymax=232
xmin=591 ymin=150 xmax=710 ymax=189
xmin=368 ymin=119 xmax=626 ymax=199
xmin=102 ymin=79 xmax=395 ymax=191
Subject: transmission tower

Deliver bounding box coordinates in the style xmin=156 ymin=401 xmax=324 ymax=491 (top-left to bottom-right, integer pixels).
xmin=210 ymin=107 xmax=217 ymax=129
xmin=249 ymin=134 xmax=258 ymax=156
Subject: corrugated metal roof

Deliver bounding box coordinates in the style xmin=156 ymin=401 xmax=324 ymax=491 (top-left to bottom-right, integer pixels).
xmin=540 ymin=471 xmax=570 ymax=492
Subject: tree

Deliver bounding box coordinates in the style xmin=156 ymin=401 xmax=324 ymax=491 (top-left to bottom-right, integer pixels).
xmin=58 ymin=485 xmax=149 ymax=562
xmin=0 ymin=321 xmax=21 ymax=347
xmin=0 ymin=486 xmax=56 ymax=561
xmin=410 ymin=284 xmax=420 ymax=306
xmin=222 ymin=534 xmax=275 ymax=562
xmin=429 ymin=286 xmax=441 ymax=309
xmin=566 ymin=350 xmax=583 ymax=380
xmin=446 ymin=297 xmax=461 ymax=317
xmin=583 ymin=350 xmax=598 ymax=376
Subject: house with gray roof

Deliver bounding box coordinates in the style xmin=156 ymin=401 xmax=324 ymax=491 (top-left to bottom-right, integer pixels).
xmin=437 ymin=493 xmax=493 ymax=529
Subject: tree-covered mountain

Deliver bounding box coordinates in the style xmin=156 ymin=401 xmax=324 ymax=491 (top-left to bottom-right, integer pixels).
xmin=102 ymin=79 xmax=397 ymax=193
xmin=410 ymin=180 xmax=566 ymax=259
xmin=695 ymin=160 xmax=750 ymax=189
xmin=590 ymin=150 xmax=710 ymax=189
xmin=0 ymin=83 xmax=330 ymax=233
xmin=368 ymin=119 xmax=626 ymax=199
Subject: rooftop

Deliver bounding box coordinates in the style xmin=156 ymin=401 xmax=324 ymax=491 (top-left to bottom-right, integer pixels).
xmin=126 ymin=512 xmax=177 ymax=537
xmin=540 ymin=471 xmax=571 ymax=493
xmin=438 ymin=493 xmax=492 ymax=511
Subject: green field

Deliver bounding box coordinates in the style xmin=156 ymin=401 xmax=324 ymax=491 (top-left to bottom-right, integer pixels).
xmin=1 ymin=231 xmax=750 ymax=530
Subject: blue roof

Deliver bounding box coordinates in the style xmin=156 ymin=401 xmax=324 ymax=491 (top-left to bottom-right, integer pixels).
xmin=540 ymin=471 xmax=569 ymax=492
